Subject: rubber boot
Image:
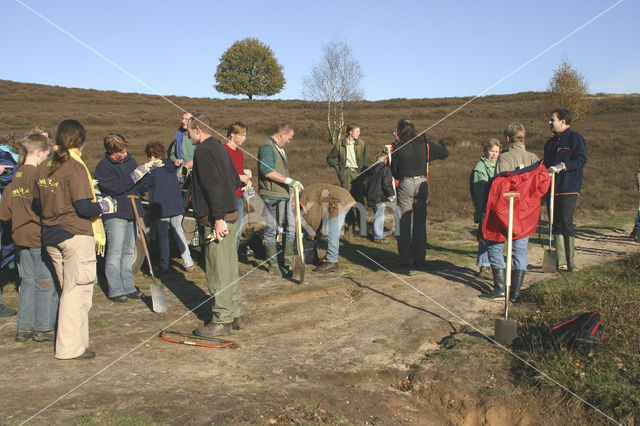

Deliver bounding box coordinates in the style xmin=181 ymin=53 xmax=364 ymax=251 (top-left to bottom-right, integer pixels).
xmin=264 ymin=244 xmax=280 ymax=274
xmin=510 ymin=269 xmax=526 ymax=303
xmin=554 ymin=235 xmax=567 ymax=271
xmin=480 ymin=268 xmax=506 ymax=299
xmin=566 ymin=235 xmax=579 ymax=271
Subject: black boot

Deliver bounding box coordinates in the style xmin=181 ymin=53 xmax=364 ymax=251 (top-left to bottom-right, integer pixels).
xmin=480 ymin=268 xmax=506 ymax=299
xmin=510 ymin=269 xmax=526 ymax=303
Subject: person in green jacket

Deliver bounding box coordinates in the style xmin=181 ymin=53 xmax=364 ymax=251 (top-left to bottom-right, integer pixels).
xmin=326 ymin=124 xmax=369 ymax=191
xmin=469 ymin=138 xmax=501 ymax=279
xmin=168 ymin=112 xmax=195 ymax=182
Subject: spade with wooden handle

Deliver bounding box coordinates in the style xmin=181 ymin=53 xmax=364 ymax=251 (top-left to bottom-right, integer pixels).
xmin=128 ymin=195 xmax=168 ymax=313
xmin=543 ymin=172 xmax=557 ymax=272
xmin=495 ymin=192 xmax=519 ymax=345
xmin=293 ymin=185 xmax=305 ymax=284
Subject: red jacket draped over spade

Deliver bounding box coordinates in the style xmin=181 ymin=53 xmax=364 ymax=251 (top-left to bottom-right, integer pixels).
xmin=482 ymin=162 xmax=551 ymax=242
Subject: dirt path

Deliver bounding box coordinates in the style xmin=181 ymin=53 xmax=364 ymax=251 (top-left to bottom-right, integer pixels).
xmin=0 ymin=223 xmax=636 ymax=424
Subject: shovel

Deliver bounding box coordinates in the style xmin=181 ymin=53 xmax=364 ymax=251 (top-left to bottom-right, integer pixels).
xmin=495 ymin=192 xmax=519 ymax=345
xmin=543 ymin=172 xmax=557 ymax=272
xmin=128 ymin=195 xmax=168 ymax=313
xmin=293 ymin=185 xmax=305 ymax=284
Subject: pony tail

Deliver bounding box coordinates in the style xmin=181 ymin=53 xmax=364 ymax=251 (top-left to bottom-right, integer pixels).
xmin=49 ymin=144 xmax=69 ymax=175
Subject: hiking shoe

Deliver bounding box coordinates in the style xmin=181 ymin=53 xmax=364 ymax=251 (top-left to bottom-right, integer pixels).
xmin=374 ymin=238 xmax=391 ymax=244
xmin=232 ymin=316 xmax=245 ymax=330
xmin=15 ymin=330 xmax=33 ymax=342
xmin=73 ymin=349 xmax=96 ymax=360
xmin=630 ymin=228 xmax=640 ymax=242
xmin=193 ymin=322 xmax=232 ymax=337
xmin=125 ymin=290 xmax=144 ymax=299
xmin=110 ymin=295 xmax=128 ymax=303
xmin=314 ymin=261 xmax=339 ymax=273
xmin=0 ymin=303 xmax=17 ymax=317
xmin=33 ymin=331 xmax=55 ymax=342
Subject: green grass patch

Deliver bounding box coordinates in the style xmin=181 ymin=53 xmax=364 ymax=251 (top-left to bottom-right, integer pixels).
xmin=434 ymin=349 xmax=470 ymax=366
xmin=91 ymin=321 xmax=113 ymax=329
xmin=76 ymin=410 xmax=155 ymax=425
xmin=514 ymin=251 xmax=640 ymax=420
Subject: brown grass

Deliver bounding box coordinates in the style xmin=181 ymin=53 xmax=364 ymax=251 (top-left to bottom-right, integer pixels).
xmin=1 ymin=79 xmax=638 ymax=221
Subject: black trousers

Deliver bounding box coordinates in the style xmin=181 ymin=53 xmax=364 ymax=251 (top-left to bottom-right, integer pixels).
xmin=548 ymin=194 xmax=578 ymax=237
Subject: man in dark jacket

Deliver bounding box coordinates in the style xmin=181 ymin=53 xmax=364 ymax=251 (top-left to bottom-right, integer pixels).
xmin=543 ymin=108 xmax=587 ymax=272
xmin=350 ymin=151 xmax=396 ymax=243
xmin=188 ymin=113 xmax=243 ymax=337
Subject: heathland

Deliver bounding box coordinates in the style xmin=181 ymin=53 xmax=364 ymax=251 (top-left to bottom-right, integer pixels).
xmin=1 ymin=79 xmax=639 ymax=222
xmin=1 ymin=79 xmax=640 ymax=424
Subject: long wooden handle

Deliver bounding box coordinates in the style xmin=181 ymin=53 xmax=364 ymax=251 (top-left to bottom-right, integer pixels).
xmin=127 ymin=195 xmax=154 ymax=277
xmin=294 ymin=186 xmax=304 ymax=263
xmin=549 ymin=173 xmax=555 ymax=249
xmin=503 ymin=192 xmax=520 ymax=320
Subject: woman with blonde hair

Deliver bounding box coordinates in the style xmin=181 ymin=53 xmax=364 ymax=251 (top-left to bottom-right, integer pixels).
xmin=470 ymin=138 xmax=501 ymax=278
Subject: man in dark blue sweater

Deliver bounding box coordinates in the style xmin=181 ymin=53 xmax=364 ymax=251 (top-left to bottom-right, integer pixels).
xmin=543 ymin=108 xmax=588 ymax=271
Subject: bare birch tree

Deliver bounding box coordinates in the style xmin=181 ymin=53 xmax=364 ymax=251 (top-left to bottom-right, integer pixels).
xmin=302 ymin=41 xmax=364 ymax=145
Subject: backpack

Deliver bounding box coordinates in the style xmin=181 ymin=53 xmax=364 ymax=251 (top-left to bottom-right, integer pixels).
xmin=550 ymin=311 xmax=604 ymax=349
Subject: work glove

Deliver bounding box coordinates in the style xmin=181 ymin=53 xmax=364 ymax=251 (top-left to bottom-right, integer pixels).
xmin=96 ymin=196 xmax=117 ymax=215
xmin=130 ymin=159 xmax=163 ymax=183
xmin=285 ymin=177 xmax=304 ymax=190
xmin=549 ymin=162 xmax=565 ymax=175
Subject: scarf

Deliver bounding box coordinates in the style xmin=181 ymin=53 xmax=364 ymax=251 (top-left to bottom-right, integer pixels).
xmin=68 ymin=147 xmax=107 ymax=256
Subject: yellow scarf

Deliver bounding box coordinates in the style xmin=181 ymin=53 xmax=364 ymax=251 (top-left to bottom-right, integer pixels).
xmin=68 ymin=147 xmax=107 ymax=256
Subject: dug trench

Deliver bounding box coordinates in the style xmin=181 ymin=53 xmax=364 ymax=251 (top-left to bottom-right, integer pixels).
xmin=0 ymin=222 xmax=635 ymax=424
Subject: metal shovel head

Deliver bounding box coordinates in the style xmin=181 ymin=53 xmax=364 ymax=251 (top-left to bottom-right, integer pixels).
xmin=293 ymin=254 xmax=305 ymax=284
xmin=495 ymin=318 xmax=518 ymax=345
xmin=543 ymin=248 xmax=557 ymax=273
xmin=150 ymin=279 xmax=168 ymax=313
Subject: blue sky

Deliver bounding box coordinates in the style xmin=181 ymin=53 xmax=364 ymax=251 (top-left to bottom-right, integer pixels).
xmin=2 ymin=0 xmax=638 ymax=100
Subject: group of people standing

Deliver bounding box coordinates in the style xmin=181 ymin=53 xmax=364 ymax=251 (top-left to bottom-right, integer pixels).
xmin=0 ymin=106 xmax=592 ymax=355
xmin=470 ymin=108 xmax=588 ymax=302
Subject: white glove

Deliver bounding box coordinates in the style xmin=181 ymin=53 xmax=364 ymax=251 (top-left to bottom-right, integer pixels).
xmin=285 ymin=177 xmax=303 ymax=190
xmin=96 ymin=196 xmax=117 ymax=215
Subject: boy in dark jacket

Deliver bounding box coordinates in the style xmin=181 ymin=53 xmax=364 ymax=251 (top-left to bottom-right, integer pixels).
xmin=145 ymin=141 xmax=194 ymax=273
xmin=351 ymin=151 xmax=396 ymax=243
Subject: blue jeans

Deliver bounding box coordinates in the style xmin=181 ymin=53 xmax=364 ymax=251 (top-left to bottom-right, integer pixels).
xmin=486 ymin=236 xmax=529 ymax=271
xmin=262 ymin=196 xmax=295 ymax=248
xmin=156 ymin=215 xmax=193 ymax=270
xmin=16 ymin=247 xmax=59 ymax=331
xmin=104 ymin=218 xmax=137 ymax=297
xmin=235 ymin=196 xmax=244 ymax=250
xmin=476 ymin=242 xmax=490 ymax=267
xmin=326 ymin=212 xmax=348 ymax=263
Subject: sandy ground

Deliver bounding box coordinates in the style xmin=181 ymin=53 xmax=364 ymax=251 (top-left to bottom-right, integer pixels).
xmin=0 ymin=221 xmax=636 ymax=425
